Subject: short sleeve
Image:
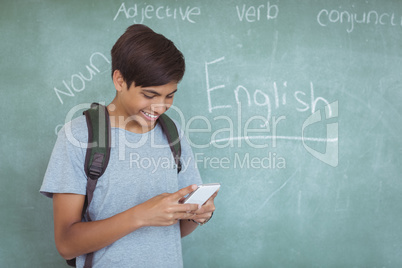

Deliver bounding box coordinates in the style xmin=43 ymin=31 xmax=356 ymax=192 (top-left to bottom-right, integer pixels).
xmin=40 ymin=116 xmax=88 ymax=198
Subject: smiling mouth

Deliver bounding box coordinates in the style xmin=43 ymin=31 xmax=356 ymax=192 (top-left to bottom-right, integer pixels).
xmin=141 ymin=110 xmax=159 ymax=120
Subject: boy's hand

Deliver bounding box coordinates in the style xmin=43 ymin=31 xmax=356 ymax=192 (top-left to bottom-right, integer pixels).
xmin=135 ymin=184 xmax=200 ymax=227
xmin=191 ymin=190 xmax=219 ymax=224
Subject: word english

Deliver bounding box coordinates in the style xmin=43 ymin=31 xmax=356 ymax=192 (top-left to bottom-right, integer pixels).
xmin=205 ymin=57 xmax=333 ymax=122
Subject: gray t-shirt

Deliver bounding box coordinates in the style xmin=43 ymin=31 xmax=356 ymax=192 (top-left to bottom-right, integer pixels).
xmin=40 ymin=115 xmax=202 ymax=268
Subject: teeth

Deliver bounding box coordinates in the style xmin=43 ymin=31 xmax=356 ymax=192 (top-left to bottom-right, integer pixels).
xmin=143 ymin=111 xmax=158 ymax=118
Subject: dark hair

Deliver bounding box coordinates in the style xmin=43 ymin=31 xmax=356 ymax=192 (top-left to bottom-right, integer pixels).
xmin=111 ymin=24 xmax=185 ymax=88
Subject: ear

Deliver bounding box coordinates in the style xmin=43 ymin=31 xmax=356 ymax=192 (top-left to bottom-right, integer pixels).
xmin=112 ymin=70 xmax=126 ymax=92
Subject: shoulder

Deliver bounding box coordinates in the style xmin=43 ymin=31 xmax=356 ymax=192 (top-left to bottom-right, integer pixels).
xmin=57 ymin=115 xmax=88 ymax=147
xmin=40 ymin=115 xmax=89 ymax=198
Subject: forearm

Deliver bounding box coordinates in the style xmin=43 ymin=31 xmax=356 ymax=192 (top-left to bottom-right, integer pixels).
xmin=55 ymin=206 xmax=142 ymax=260
xmin=180 ymin=219 xmax=198 ymax=237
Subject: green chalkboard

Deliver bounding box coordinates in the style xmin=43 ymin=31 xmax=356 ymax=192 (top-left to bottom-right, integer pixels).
xmin=1 ymin=0 xmax=402 ymax=267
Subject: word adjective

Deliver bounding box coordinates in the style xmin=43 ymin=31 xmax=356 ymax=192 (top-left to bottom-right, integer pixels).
xmin=236 ymin=1 xmax=279 ymax=22
xmin=205 ymin=57 xmax=333 ymax=121
xmin=317 ymin=8 xmax=402 ymax=33
xmin=195 ymin=152 xmax=286 ymax=170
xmin=113 ymin=2 xmax=201 ymax=24
xmin=53 ymin=52 xmax=110 ymax=105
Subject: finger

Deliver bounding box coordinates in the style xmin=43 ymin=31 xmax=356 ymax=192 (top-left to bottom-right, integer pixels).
xmin=192 ymin=212 xmax=213 ymax=222
xmin=169 ymin=202 xmax=199 ymax=214
xmin=196 ymin=201 xmax=216 ymax=214
xmin=171 ymin=184 xmax=198 ymax=201
xmin=176 ymin=211 xmax=198 ymax=220
xmin=182 ymin=203 xmax=199 ymax=213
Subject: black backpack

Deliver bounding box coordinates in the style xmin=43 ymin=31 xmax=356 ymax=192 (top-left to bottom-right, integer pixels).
xmin=66 ymin=103 xmax=182 ymax=267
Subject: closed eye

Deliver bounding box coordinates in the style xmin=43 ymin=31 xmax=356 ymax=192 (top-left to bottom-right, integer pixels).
xmin=143 ymin=93 xmax=155 ymax=99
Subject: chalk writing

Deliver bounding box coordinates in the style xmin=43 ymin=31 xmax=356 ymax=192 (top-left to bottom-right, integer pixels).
xmin=113 ymin=2 xmax=201 ymax=24
xmin=205 ymin=57 xmax=231 ymax=113
xmin=205 ymin=57 xmax=332 ymax=120
xmin=235 ymin=2 xmax=279 ymax=22
xmin=204 ymin=56 xmax=338 ymax=149
xmin=53 ymin=52 xmax=110 ymax=104
xmin=317 ymin=8 xmax=402 ymax=33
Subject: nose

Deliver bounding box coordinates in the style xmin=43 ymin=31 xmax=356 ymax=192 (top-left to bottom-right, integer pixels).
xmin=151 ymin=102 xmax=168 ymax=115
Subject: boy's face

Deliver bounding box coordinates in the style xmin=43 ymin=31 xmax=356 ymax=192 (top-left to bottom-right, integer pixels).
xmin=115 ymin=81 xmax=178 ymax=133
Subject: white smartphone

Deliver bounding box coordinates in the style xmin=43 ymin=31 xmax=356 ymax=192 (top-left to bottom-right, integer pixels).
xmin=182 ymin=183 xmax=221 ymax=205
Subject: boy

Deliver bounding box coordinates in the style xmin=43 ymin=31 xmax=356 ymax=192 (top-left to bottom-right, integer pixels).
xmin=40 ymin=24 xmax=217 ymax=267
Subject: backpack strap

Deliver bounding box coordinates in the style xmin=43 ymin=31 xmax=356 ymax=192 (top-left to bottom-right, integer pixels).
xmin=82 ymin=103 xmax=111 ymax=268
xmin=84 ymin=103 xmax=111 ymax=180
xmin=158 ymin=114 xmax=182 ymax=173
xmin=82 ymin=103 xmax=111 ymax=219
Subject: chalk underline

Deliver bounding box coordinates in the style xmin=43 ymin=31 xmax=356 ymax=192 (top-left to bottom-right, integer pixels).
xmin=210 ymin=135 xmax=338 ymax=144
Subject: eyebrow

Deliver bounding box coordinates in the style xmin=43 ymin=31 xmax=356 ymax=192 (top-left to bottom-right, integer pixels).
xmin=142 ymin=88 xmax=177 ymax=96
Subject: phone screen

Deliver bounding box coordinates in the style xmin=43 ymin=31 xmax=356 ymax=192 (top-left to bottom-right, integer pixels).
xmin=183 ymin=183 xmax=220 ymax=205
